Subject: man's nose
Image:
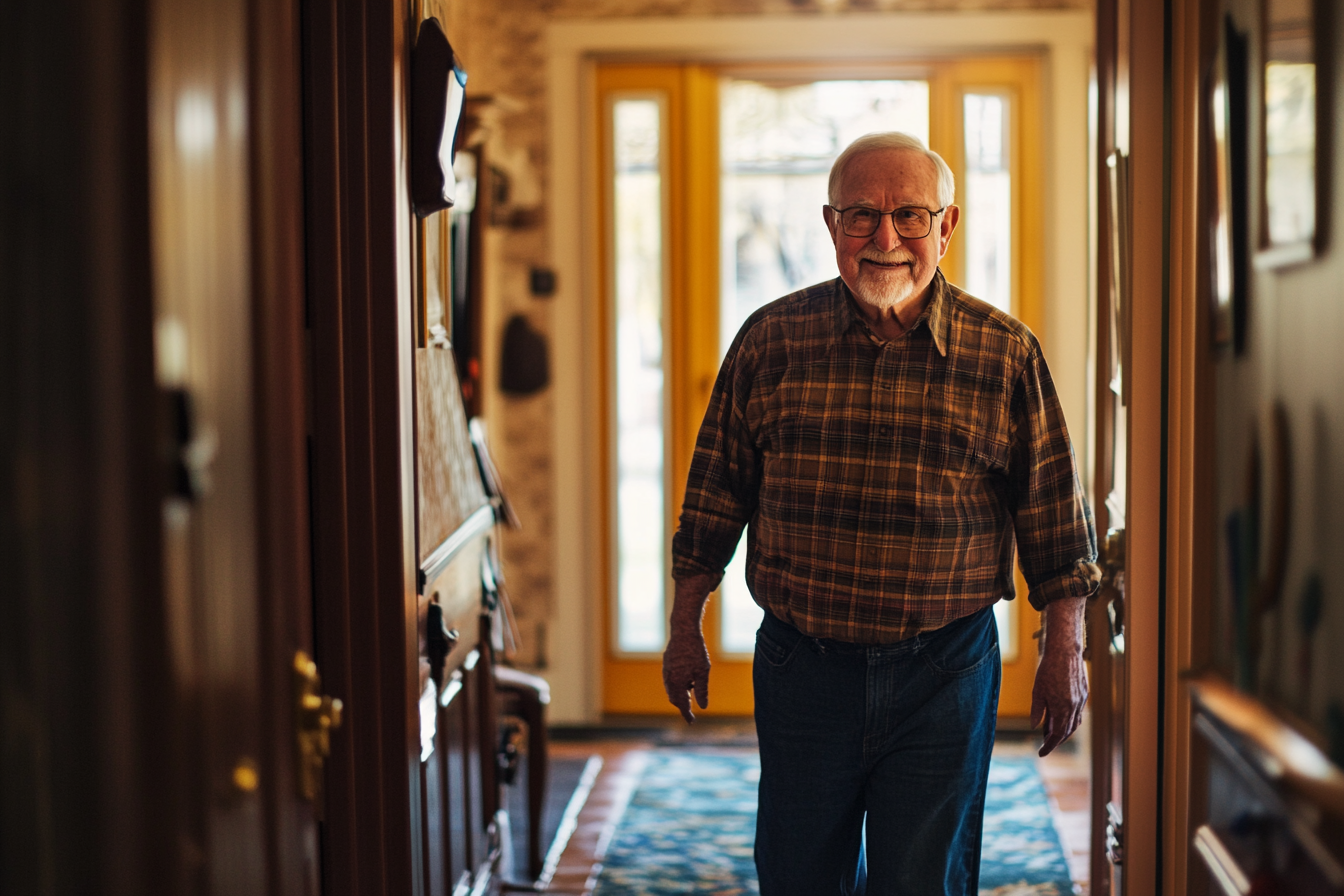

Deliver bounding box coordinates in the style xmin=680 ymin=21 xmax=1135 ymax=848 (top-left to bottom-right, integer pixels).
xmin=871 ymin=213 xmax=903 ymax=251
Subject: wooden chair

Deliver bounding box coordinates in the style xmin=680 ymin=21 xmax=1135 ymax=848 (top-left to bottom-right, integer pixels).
xmin=496 ymin=665 xmax=551 ymax=881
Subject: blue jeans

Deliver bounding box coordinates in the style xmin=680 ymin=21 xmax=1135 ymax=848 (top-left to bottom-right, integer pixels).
xmin=753 ymin=607 xmax=1000 ymax=896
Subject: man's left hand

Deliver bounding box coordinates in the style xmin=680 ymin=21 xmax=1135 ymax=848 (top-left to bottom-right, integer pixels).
xmin=1031 ymin=596 xmax=1088 ymax=757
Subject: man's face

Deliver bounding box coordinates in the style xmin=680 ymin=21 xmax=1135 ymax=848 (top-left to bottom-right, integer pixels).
xmin=824 ymin=148 xmax=959 ymax=309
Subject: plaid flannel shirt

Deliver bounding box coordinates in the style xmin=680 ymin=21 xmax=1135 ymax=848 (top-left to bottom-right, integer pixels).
xmin=671 ymin=271 xmax=1099 ymax=644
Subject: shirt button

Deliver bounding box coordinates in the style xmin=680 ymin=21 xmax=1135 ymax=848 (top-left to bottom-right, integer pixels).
xmin=878 ymin=424 xmax=892 ymax=437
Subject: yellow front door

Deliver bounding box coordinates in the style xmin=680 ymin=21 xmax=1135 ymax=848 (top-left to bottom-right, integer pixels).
xmin=597 ymin=59 xmax=1048 ymax=720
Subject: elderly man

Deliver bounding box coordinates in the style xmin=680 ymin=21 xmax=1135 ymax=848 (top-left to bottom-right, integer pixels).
xmin=663 ymin=132 xmax=1099 ymax=895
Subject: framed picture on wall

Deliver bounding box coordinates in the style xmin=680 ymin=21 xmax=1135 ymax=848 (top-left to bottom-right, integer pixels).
xmin=418 ymin=211 xmax=451 ymax=349
xmin=1210 ymin=16 xmax=1251 ymax=351
xmin=1258 ymin=0 xmax=1328 ymax=264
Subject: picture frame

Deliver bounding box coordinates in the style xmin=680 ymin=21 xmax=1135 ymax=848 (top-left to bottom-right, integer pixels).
xmin=417 ymin=210 xmax=451 ymax=349
xmin=1209 ymin=16 xmax=1251 ymax=351
xmin=1257 ymin=0 xmax=1329 ymax=265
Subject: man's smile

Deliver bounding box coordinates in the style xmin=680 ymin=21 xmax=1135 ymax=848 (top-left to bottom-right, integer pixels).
xmin=859 ymin=257 xmax=913 ymax=270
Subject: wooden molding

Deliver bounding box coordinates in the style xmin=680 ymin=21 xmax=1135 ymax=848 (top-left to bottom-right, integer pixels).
xmin=1189 ymin=673 xmax=1344 ymax=818
xmin=419 ymin=504 xmax=495 ymax=593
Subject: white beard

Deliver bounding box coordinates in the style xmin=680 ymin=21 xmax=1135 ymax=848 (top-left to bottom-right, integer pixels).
xmin=853 ymin=264 xmax=918 ymax=309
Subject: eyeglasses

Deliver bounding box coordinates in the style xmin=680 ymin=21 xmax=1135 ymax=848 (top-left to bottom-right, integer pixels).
xmin=828 ymin=205 xmax=946 ymax=240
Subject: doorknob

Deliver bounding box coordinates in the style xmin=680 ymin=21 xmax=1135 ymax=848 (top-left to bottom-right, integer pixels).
xmin=294 ymin=650 xmax=343 ymax=813
xmin=1106 ymin=800 xmax=1125 ymax=865
xmin=1097 ymin=528 xmax=1126 ymax=643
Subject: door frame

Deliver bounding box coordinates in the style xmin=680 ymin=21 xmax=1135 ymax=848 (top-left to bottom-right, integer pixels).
xmin=593 ymin=57 xmax=1051 ymax=718
xmin=1094 ymin=0 xmax=1212 ymax=892
xmin=546 ymin=11 xmax=1094 ymax=723
xmin=303 ymin=0 xmax=425 ymax=890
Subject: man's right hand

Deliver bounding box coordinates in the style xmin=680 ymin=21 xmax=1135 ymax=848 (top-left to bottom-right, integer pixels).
xmin=662 ymin=625 xmax=711 ymax=723
xmin=662 ymin=572 xmax=720 ymax=723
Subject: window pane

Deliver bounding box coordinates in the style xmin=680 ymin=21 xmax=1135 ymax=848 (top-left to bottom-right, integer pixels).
xmin=963 ymin=93 xmax=1013 ymax=314
xmin=613 ymin=97 xmax=667 ymax=652
xmin=1264 ymin=62 xmax=1315 ymax=244
xmin=717 ymin=78 xmax=929 ymax=654
xmin=721 ymin=79 xmax=930 ymax=354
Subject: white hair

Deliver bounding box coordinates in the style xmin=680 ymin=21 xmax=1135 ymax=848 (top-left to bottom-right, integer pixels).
xmin=827 ymin=132 xmax=956 ymax=209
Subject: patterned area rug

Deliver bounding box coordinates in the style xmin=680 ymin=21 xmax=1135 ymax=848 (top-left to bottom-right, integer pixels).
xmin=978 ymin=755 xmax=1076 ymax=895
xmin=593 ymin=748 xmax=1074 ymax=896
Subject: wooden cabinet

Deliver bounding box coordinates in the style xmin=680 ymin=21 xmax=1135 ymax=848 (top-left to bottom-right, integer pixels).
xmin=415 ymin=350 xmax=503 ymax=895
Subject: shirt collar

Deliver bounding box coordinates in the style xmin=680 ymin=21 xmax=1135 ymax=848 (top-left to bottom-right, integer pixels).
xmin=833 ymin=270 xmax=951 ymax=356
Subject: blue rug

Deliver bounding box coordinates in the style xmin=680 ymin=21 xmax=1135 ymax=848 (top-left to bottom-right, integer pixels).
xmin=593 ymin=748 xmax=1074 ymax=896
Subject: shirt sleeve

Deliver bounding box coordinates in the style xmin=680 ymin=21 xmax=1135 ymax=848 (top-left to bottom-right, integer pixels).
xmin=670 ymin=321 xmax=764 ymax=581
xmin=1008 ymin=340 xmax=1101 ymax=609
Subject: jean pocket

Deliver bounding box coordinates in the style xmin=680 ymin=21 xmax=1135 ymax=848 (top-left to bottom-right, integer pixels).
xmin=755 ymin=625 xmax=803 ymax=670
xmin=918 ymin=611 xmax=1000 ymax=678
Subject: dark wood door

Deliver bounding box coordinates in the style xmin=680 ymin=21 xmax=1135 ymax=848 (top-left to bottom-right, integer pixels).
xmin=0 ymin=0 xmax=319 ymax=887
xmin=148 ymin=0 xmax=319 ymax=888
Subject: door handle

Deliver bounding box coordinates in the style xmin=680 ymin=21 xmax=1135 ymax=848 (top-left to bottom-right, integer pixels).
xmin=1097 ymin=528 xmax=1125 ymax=644
xmin=294 ymin=650 xmax=343 ymax=815
xmin=1106 ymin=800 xmax=1125 ymax=866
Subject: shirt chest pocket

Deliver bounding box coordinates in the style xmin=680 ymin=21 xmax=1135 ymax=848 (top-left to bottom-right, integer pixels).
xmin=915 ymin=385 xmax=1011 ymax=476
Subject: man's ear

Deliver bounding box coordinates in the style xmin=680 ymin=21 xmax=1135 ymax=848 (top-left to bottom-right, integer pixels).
xmin=938 ymin=205 xmax=961 ymax=256
xmin=823 ymin=205 xmax=840 ymax=246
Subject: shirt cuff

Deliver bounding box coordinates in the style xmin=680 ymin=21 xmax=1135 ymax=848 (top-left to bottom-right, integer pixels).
xmin=672 ymin=555 xmax=721 ymax=581
xmin=1027 ymin=559 xmax=1102 ymax=611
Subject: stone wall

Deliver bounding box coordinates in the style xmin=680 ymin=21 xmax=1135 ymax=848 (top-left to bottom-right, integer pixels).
xmin=449 ymin=0 xmax=1090 ymax=670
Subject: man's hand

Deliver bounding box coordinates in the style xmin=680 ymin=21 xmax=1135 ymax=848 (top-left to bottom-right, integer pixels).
xmin=1031 ymin=595 xmax=1088 ymax=756
xmin=663 ymin=625 xmax=711 ymax=723
xmin=662 ymin=573 xmax=720 ymax=723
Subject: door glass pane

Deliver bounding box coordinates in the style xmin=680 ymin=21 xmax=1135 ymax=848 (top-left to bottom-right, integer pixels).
xmin=717 ymin=78 xmax=929 ymax=654
xmin=963 ymin=93 xmax=1013 ymax=314
xmin=965 ymin=92 xmax=1016 ymax=656
xmin=994 ymin=600 xmax=1019 ymax=663
xmin=613 ymin=97 xmax=667 ymax=653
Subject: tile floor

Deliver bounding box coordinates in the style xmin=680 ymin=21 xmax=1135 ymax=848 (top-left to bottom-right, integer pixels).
xmin=539 ymin=718 xmax=1091 ymax=896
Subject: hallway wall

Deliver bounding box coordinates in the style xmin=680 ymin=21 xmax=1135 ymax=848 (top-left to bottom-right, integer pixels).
xmin=450 ymin=0 xmax=1093 ymax=699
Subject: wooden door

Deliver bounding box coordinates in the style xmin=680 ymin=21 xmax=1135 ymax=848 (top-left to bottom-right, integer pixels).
xmin=1093 ymin=0 xmax=1175 ymax=889
xmin=1091 ymin=0 xmax=1124 ymax=887
xmin=595 ymin=63 xmax=739 ymax=715
xmin=0 ymin=0 xmax=175 ymax=891
xmin=148 ymin=0 xmax=319 ymax=888
xmin=1092 ymin=1 xmax=1176 ymax=888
